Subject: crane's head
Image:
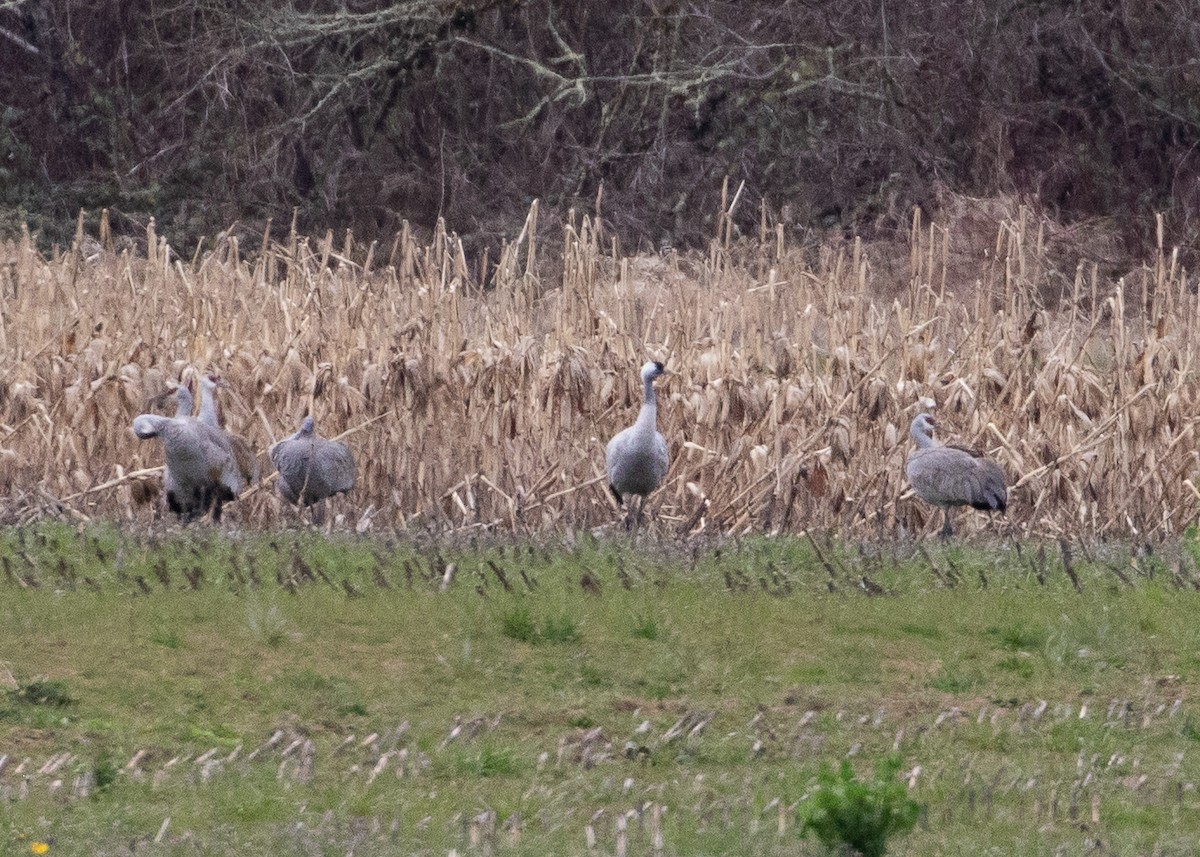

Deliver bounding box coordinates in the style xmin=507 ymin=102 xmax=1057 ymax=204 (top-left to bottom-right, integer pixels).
xmin=640 ymin=360 xmax=667 ymax=384
xmin=201 ymin=373 xmax=226 ymax=391
xmin=910 ymin=413 xmax=937 ymax=444
xmin=298 ymin=416 xmax=315 ymax=436
xmin=132 ymin=414 xmax=164 ymax=439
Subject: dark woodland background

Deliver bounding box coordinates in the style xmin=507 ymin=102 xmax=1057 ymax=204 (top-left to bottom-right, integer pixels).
xmin=3 ymin=0 xmax=1200 ymax=266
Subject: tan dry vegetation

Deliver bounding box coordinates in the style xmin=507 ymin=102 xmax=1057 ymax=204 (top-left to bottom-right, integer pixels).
xmin=1 ymin=196 xmax=1198 ymax=539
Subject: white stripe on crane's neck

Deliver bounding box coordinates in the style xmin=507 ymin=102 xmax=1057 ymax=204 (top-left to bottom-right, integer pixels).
xmin=198 ymin=376 xmax=220 ymax=427
xmin=634 ymin=394 xmax=658 ymax=434
xmin=632 ymin=363 xmax=661 ymax=435
xmin=642 ymin=372 xmax=658 ymax=409
xmin=174 ymin=386 xmax=194 ymax=419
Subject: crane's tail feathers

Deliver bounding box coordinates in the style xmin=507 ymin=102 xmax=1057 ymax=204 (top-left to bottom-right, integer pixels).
xmin=609 ymin=484 xmax=623 ymax=504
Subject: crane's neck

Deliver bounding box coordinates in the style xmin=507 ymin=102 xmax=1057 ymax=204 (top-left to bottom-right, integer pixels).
xmin=199 ymin=386 xmax=219 ymax=427
xmin=634 ymin=376 xmax=658 ymax=434
xmin=643 ymin=374 xmax=659 ymax=408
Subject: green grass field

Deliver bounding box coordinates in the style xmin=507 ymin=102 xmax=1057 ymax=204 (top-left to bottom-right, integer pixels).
xmin=3 ymin=524 xmax=1200 ymax=855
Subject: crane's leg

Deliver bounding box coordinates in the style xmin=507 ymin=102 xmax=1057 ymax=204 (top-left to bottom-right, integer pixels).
xmin=208 ymin=485 xmax=235 ymax=524
xmin=940 ymin=510 xmax=954 ymax=539
xmin=622 ymin=499 xmax=637 ymax=531
xmin=619 ymin=495 xmax=644 ymax=531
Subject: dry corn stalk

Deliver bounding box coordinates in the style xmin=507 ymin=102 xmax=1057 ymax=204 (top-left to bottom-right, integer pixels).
xmin=1 ymin=204 xmax=1198 ymax=539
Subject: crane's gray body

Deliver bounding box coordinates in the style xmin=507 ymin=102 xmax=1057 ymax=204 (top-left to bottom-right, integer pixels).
xmin=906 ymin=413 xmax=1006 ymax=536
xmin=269 ymin=417 xmax=357 ymax=514
xmin=606 ymin=422 xmax=668 ymax=501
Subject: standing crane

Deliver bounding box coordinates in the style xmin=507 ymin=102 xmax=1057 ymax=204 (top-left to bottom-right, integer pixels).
xmin=605 ymin=361 xmax=669 ymax=528
xmin=906 ymin=413 xmax=1007 ymax=537
xmin=269 ymin=416 xmax=357 ymax=523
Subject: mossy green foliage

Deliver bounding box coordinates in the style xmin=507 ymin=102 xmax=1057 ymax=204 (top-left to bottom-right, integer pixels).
xmin=10 ymin=678 xmax=75 ymax=708
xmin=2 ymin=523 xmax=1200 ymax=854
xmin=800 ymin=755 xmax=920 ymax=857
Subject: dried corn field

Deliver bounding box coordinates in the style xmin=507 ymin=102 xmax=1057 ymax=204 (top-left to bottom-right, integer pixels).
xmin=2 ymin=201 xmax=1199 ymax=539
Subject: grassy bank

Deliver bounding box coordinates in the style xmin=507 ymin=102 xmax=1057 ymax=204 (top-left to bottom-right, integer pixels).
xmin=2 ymin=524 xmax=1200 ymax=854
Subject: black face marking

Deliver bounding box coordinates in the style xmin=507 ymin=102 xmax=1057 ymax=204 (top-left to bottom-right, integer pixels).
xmin=653 ymin=361 xmax=664 ymax=372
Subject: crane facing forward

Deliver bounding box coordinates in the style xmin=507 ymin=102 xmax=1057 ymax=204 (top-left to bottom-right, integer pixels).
xmin=906 ymin=413 xmax=1007 ymax=538
xmin=605 ymin=361 xmax=669 ymax=528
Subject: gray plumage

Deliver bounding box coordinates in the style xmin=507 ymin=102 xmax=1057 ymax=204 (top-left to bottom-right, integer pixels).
xmin=605 ymin=361 xmax=669 ymax=525
xmin=269 ymin=416 xmax=357 ymax=519
xmin=173 ymin=383 xmax=195 ymax=418
xmin=906 ymin=413 xmax=1007 ymax=537
xmin=198 ymin=373 xmax=260 ymax=485
xmin=132 ymin=388 xmax=244 ymax=521
xmin=197 ymin=374 xmax=222 ymax=428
